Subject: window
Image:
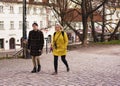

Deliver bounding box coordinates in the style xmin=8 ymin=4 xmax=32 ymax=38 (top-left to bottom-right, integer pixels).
xmin=39 ymin=8 xmax=43 ymax=14
xmin=27 ymin=21 xmax=29 ymax=29
xmin=0 ymin=39 xmax=4 ymax=49
xmin=0 ymin=21 xmax=4 ymax=30
xmin=55 ymin=21 xmax=58 ymax=24
xmin=27 ymin=7 xmax=30 ymax=14
xmin=79 ymin=22 xmax=83 ymax=29
xmin=33 ymin=7 xmax=37 ymax=14
xmin=116 ymin=11 xmax=120 ymax=18
xmin=48 ymin=21 xmax=52 ymax=27
xmin=52 ymin=21 xmax=56 ymax=26
xmin=19 ymin=7 xmax=23 ymax=14
xmin=18 ymin=0 xmax=29 ymax=2
xmin=34 ymin=0 xmax=42 ymax=2
xmin=40 ymin=21 xmax=43 ymax=28
xmin=0 ymin=5 xmax=3 ymax=13
xmin=10 ymin=6 xmax=14 ymax=13
xmin=10 ymin=21 xmax=14 ymax=30
xmin=48 ymin=21 xmax=55 ymax=27
xmin=19 ymin=21 xmax=22 ymax=29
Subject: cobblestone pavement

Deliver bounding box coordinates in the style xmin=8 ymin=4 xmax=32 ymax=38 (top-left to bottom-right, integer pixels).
xmin=0 ymin=45 xmax=120 ymax=86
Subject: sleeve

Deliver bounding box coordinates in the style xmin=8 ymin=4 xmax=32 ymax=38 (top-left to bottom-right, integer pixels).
xmin=64 ymin=32 xmax=68 ymax=48
xmin=27 ymin=31 xmax=31 ymax=49
xmin=39 ymin=31 xmax=44 ymax=50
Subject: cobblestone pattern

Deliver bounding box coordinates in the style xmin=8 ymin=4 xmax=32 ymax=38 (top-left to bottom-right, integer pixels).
xmin=0 ymin=46 xmax=120 ymax=86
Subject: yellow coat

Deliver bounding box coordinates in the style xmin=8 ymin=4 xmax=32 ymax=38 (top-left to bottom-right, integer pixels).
xmin=52 ymin=31 xmax=68 ymax=56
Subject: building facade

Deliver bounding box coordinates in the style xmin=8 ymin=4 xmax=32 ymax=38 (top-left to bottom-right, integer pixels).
xmin=0 ymin=0 xmax=56 ymax=50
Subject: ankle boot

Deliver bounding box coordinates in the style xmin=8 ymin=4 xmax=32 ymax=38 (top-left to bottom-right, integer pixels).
xmin=31 ymin=67 xmax=37 ymax=73
xmin=52 ymin=72 xmax=57 ymax=75
xmin=67 ymin=67 xmax=70 ymax=72
xmin=37 ymin=65 xmax=41 ymax=72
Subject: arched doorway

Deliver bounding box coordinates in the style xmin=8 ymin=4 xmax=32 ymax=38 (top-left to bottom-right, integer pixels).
xmin=9 ymin=38 xmax=15 ymax=49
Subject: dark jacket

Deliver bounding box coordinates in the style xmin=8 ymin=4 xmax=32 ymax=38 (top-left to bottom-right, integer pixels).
xmin=28 ymin=30 xmax=44 ymax=56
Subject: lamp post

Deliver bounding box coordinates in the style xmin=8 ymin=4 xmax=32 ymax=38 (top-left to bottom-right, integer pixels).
xmin=23 ymin=0 xmax=27 ymax=58
xmin=45 ymin=37 xmax=48 ymax=54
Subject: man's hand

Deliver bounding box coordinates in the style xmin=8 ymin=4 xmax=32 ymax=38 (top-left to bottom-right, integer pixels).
xmin=23 ymin=39 xmax=27 ymax=44
xmin=39 ymin=50 xmax=43 ymax=54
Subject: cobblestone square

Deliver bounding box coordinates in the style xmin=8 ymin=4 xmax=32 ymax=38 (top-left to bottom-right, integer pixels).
xmin=0 ymin=45 xmax=120 ymax=86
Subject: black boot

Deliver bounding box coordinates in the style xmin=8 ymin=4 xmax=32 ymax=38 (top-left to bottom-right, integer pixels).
xmin=31 ymin=67 xmax=37 ymax=73
xmin=67 ymin=67 xmax=70 ymax=72
xmin=37 ymin=65 xmax=41 ymax=72
xmin=52 ymin=72 xmax=57 ymax=75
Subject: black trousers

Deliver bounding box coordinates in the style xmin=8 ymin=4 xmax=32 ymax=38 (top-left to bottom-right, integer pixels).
xmin=54 ymin=55 xmax=69 ymax=72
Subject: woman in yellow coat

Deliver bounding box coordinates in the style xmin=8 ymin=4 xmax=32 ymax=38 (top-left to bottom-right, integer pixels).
xmin=51 ymin=24 xmax=70 ymax=75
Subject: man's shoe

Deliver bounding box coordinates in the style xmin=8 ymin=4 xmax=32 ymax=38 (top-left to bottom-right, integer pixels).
xmin=31 ymin=67 xmax=37 ymax=73
xmin=37 ymin=65 xmax=41 ymax=72
xmin=52 ymin=72 xmax=57 ymax=75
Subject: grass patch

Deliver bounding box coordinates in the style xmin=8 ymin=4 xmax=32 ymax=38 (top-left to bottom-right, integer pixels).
xmin=95 ymin=40 xmax=120 ymax=45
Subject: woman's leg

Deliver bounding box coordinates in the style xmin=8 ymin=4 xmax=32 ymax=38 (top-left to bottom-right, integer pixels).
xmin=52 ymin=55 xmax=58 ymax=74
xmin=61 ymin=55 xmax=70 ymax=72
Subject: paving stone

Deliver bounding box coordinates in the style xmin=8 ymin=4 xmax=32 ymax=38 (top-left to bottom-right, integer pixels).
xmin=0 ymin=45 xmax=120 ymax=86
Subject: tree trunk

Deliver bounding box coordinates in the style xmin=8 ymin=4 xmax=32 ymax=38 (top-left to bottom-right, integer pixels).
xmin=101 ymin=3 xmax=105 ymax=42
xmin=81 ymin=0 xmax=88 ymax=46
xmin=82 ymin=16 xmax=88 ymax=45
xmin=90 ymin=16 xmax=98 ymax=42
xmin=89 ymin=0 xmax=98 ymax=42
xmin=65 ymin=22 xmax=83 ymax=41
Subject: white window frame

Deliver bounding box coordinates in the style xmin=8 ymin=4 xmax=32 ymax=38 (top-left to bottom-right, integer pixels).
xmin=19 ymin=21 xmax=22 ymax=29
xmin=0 ymin=5 xmax=4 ymax=13
xmin=40 ymin=21 xmax=43 ymax=28
xmin=0 ymin=21 xmax=4 ymax=30
xmin=10 ymin=21 xmax=14 ymax=30
xmin=19 ymin=7 xmax=23 ymax=14
xmin=10 ymin=6 xmax=14 ymax=14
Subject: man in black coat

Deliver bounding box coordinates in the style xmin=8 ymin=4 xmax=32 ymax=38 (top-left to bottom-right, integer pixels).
xmin=28 ymin=23 xmax=44 ymax=73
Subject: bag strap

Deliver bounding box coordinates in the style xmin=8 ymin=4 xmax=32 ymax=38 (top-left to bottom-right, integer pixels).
xmin=53 ymin=32 xmax=62 ymax=43
xmin=61 ymin=31 xmax=65 ymax=43
xmin=53 ymin=31 xmax=65 ymax=43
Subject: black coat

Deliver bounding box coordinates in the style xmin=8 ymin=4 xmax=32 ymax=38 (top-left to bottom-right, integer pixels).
xmin=28 ymin=30 xmax=44 ymax=56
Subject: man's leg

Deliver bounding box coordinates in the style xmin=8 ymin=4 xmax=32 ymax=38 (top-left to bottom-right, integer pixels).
xmin=36 ymin=56 xmax=41 ymax=72
xmin=31 ymin=56 xmax=37 ymax=73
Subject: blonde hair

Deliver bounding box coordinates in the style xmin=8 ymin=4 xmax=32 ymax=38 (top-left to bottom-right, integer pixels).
xmin=55 ymin=23 xmax=63 ymax=30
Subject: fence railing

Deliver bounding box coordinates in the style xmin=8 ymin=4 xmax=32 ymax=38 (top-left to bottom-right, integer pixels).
xmin=12 ymin=49 xmax=23 ymax=58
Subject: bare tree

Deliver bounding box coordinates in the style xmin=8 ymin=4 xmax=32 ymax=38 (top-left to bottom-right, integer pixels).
xmin=71 ymin=0 xmax=108 ymax=45
xmin=109 ymin=20 xmax=120 ymax=40
xmin=96 ymin=0 xmax=120 ymax=41
xmin=49 ymin=0 xmax=83 ymax=41
xmin=49 ymin=0 xmax=120 ymax=43
xmin=89 ymin=1 xmax=98 ymax=42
